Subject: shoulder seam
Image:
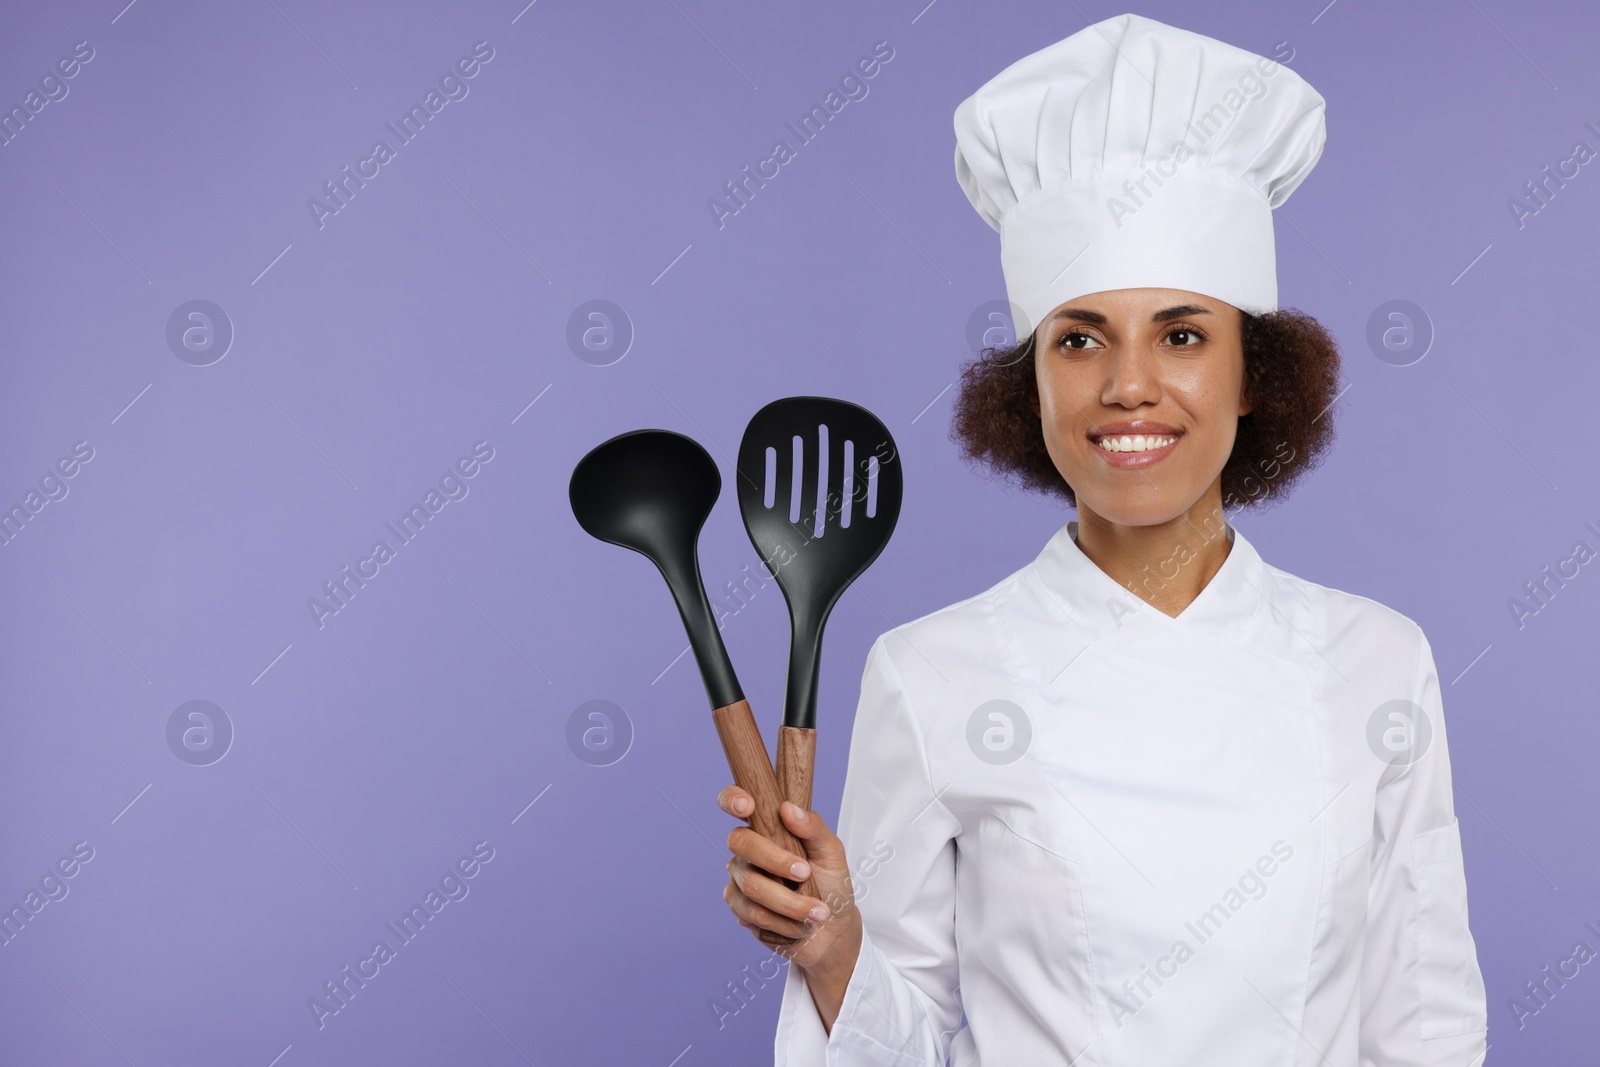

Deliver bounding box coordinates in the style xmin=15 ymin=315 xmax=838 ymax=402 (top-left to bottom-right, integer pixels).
xmin=1261 ymin=562 xmax=1426 ymax=636
xmin=877 ymin=567 xmax=1029 ymax=645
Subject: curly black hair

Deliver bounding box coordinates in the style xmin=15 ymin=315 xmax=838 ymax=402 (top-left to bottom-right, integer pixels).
xmin=949 ymin=308 xmax=1341 ymax=511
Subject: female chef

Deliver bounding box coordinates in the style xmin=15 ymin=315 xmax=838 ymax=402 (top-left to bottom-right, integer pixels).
xmin=718 ymin=13 xmax=1488 ymax=1065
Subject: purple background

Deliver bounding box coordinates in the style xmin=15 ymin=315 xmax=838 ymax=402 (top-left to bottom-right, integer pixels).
xmin=1 ymin=0 xmax=1595 ymax=1062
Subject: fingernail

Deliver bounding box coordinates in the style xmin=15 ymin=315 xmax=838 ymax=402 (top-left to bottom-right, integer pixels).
xmin=809 ymin=904 xmax=830 ymax=922
xmin=790 ymin=861 xmax=810 ymax=880
xmin=734 ymin=798 xmax=750 ymax=814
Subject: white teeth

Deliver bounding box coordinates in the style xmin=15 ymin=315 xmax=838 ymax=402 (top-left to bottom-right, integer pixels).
xmin=1096 ymin=434 xmax=1176 ymax=453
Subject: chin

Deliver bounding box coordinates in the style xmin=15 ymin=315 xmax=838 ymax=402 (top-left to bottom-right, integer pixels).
xmin=1073 ymin=482 xmax=1207 ymax=529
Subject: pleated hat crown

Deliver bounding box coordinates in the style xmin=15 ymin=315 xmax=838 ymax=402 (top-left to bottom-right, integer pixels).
xmin=953 ymin=13 xmax=1326 ymax=332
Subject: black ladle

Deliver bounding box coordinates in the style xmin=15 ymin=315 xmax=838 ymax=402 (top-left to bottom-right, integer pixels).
xmin=568 ymin=428 xmax=820 ymax=935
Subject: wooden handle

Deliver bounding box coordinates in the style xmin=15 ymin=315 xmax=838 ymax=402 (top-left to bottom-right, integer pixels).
xmin=711 ymin=700 xmax=820 ymax=949
xmin=773 ymin=725 xmax=819 ymax=954
xmin=777 ymin=725 xmax=816 ymax=814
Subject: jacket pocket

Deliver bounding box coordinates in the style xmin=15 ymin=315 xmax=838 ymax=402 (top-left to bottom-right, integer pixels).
xmin=1410 ymin=819 xmax=1488 ymax=1039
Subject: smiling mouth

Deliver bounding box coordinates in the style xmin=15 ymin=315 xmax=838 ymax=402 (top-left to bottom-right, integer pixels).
xmin=1091 ymin=433 xmax=1180 ymax=454
xmin=1086 ymin=430 xmax=1183 ymax=469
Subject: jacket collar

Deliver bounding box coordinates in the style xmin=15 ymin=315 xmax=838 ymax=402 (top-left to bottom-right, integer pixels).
xmin=1027 ymin=514 xmax=1267 ymax=643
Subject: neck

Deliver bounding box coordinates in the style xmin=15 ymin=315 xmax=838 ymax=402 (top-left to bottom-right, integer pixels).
xmin=1073 ymin=488 xmax=1232 ymax=619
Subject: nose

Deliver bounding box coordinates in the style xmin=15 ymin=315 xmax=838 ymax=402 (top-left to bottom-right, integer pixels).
xmin=1099 ymin=345 xmax=1161 ymax=409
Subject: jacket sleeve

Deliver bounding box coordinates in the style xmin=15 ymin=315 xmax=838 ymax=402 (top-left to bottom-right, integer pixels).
xmin=774 ymin=634 xmax=965 ymax=1066
xmin=1359 ymin=627 xmax=1488 ymax=1066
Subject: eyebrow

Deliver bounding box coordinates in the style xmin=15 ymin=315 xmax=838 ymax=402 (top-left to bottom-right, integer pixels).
xmin=1046 ymin=304 xmax=1213 ymax=327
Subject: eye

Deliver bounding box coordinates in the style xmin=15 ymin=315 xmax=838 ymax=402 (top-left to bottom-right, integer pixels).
xmin=1164 ymin=327 xmax=1206 ymax=347
xmin=1056 ymin=330 xmax=1103 ymax=351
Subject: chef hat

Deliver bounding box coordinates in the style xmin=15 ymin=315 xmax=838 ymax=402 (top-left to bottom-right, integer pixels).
xmin=953 ymin=13 xmax=1326 ymax=333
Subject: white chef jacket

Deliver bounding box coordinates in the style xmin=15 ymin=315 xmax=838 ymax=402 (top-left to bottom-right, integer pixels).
xmin=774 ymin=520 xmax=1488 ymax=1066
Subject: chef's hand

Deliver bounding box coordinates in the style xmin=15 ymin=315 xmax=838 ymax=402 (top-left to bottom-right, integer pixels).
xmin=717 ymin=786 xmax=862 ymax=980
